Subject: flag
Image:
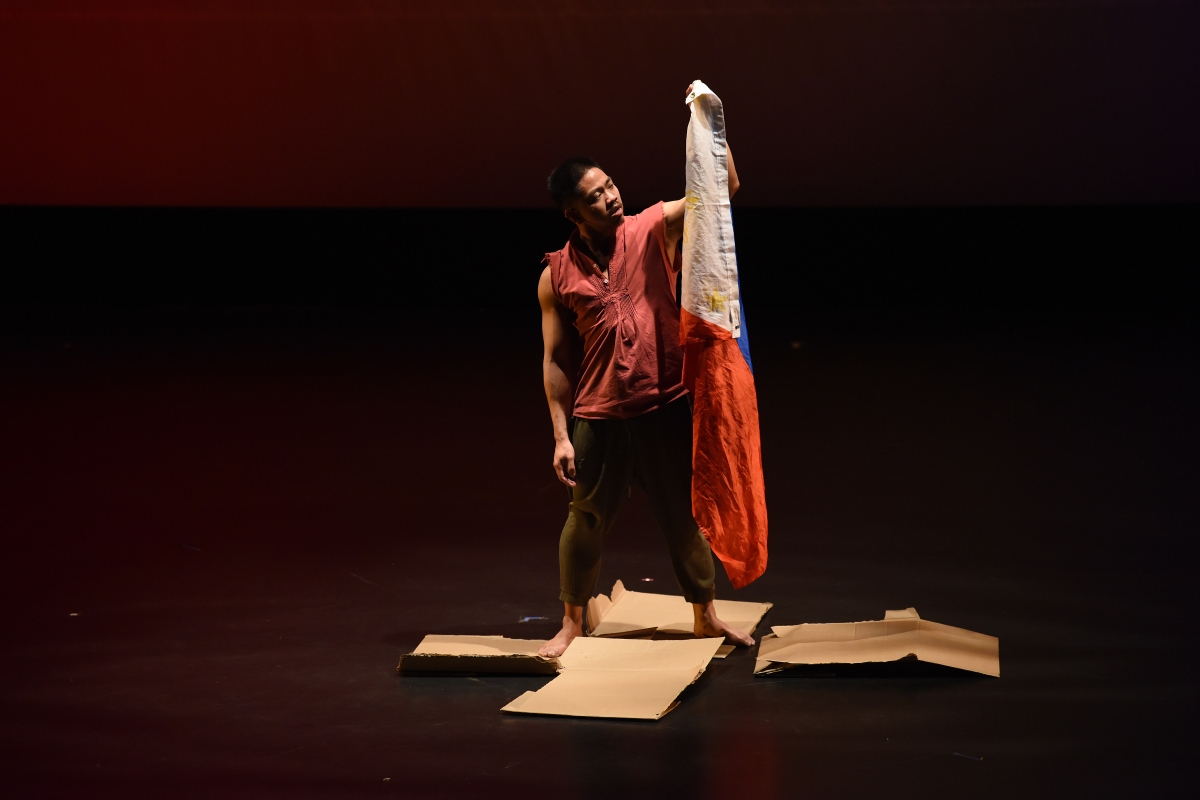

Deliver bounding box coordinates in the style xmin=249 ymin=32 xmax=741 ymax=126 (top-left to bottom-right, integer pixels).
xmin=680 ymin=80 xmax=768 ymax=589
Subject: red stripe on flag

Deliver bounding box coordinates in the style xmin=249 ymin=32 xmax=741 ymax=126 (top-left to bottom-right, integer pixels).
xmin=680 ymin=309 xmax=768 ymax=588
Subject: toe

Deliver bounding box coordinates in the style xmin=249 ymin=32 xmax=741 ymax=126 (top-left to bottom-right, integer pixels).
xmin=730 ymin=630 xmax=754 ymax=647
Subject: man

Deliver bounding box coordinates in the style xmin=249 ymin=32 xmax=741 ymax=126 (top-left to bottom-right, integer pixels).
xmin=537 ymin=87 xmax=753 ymax=658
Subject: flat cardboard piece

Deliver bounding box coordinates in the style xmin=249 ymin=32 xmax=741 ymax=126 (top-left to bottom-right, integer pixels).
xmin=755 ymin=608 xmax=999 ymax=678
xmin=502 ymin=636 xmax=723 ymax=720
xmin=397 ymin=635 xmax=559 ymax=676
xmin=587 ymin=580 xmax=772 ymax=639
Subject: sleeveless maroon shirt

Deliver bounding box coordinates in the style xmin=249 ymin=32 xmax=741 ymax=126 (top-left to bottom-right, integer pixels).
xmin=546 ymin=202 xmax=688 ymax=420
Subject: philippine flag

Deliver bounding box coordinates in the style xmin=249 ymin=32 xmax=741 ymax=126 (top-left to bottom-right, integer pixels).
xmin=680 ymin=81 xmax=768 ymax=589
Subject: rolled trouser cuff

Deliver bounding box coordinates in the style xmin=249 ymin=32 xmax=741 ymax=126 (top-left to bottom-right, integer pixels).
xmin=558 ymin=589 xmax=593 ymax=607
xmin=681 ymin=586 xmax=716 ymax=605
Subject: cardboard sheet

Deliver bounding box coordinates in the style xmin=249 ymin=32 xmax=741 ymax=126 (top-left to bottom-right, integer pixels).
xmin=587 ymin=580 xmax=772 ymax=639
xmin=755 ymin=608 xmax=1000 ymax=677
xmin=397 ymin=635 xmax=560 ymax=676
xmin=502 ymin=636 xmax=724 ymax=720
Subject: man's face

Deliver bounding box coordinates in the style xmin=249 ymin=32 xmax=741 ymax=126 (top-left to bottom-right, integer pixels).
xmin=566 ymin=168 xmax=624 ymax=231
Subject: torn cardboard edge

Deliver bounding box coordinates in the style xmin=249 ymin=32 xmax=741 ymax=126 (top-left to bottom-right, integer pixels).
xmin=754 ymin=607 xmax=1000 ymax=678
xmin=397 ymin=635 xmax=560 ymax=676
xmin=502 ymin=636 xmax=724 ymax=720
xmin=586 ymin=580 xmax=773 ymax=644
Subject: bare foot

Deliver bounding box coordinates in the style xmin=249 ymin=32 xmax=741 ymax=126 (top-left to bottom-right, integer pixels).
xmin=539 ymin=603 xmax=585 ymax=657
xmin=693 ymin=601 xmax=755 ymax=647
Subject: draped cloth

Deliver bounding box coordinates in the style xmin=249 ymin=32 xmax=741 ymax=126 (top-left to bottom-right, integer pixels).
xmin=680 ymin=80 xmax=768 ymax=589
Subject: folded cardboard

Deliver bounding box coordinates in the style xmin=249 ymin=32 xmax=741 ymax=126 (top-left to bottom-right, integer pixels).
xmin=587 ymin=579 xmax=772 ymax=640
xmin=397 ymin=577 xmax=769 ymax=679
xmin=502 ymin=636 xmax=724 ymax=720
xmin=754 ymin=608 xmax=999 ymax=677
xmin=397 ymin=635 xmax=560 ymax=676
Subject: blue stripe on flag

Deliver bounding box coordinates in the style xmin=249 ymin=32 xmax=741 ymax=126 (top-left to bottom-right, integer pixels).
xmin=735 ymin=274 xmax=753 ymax=374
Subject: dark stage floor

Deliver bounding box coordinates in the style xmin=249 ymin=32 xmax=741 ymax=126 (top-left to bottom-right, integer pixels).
xmin=1 ymin=301 xmax=1196 ymax=799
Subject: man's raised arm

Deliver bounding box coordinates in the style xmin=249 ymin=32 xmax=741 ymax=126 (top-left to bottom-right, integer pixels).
xmin=539 ymin=266 xmax=578 ymax=486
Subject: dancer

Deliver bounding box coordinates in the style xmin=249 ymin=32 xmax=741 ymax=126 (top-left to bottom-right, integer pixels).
xmin=537 ymin=85 xmax=752 ymax=658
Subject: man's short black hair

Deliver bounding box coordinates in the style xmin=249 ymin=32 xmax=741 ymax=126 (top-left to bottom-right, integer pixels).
xmin=547 ymin=156 xmax=601 ymax=211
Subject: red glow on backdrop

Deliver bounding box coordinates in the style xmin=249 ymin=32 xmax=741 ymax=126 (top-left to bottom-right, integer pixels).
xmin=0 ymin=0 xmax=1196 ymax=207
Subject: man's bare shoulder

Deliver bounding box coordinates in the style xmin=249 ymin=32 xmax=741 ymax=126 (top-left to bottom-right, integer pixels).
xmin=538 ymin=265 xmax=558 ymax=307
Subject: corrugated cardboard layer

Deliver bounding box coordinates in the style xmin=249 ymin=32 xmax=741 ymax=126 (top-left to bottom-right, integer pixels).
xmin=755 ymin=608 xmax=999 ymax=678
xmin=398 ymin=635 xmax=559 ymax=676
xmin=502 ymin=637 xmax=724 ymax=720
xmin=587 ymin=580 xmax=772 ymax=639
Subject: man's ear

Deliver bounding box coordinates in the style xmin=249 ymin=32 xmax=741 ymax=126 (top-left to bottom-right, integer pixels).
xmin=563 ymin=206 xmax=581 ymax=225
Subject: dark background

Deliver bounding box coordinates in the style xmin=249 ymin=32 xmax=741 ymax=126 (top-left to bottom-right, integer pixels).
xmin=1 ymin=0 xmax=1198 ymax=207
xmin=2 ymin=1 xmax=1199 ymax=796
xmin=4 ymin=204 xmax=1197 ymax=330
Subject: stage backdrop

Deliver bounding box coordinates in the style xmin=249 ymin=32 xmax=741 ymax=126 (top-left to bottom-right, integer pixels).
xmin=0 ymin=0 xmax=1196 ymax=207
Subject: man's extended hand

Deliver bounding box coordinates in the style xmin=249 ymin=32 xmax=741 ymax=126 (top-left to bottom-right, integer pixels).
xmin=553 ymin=439 xmax=577 ymax=487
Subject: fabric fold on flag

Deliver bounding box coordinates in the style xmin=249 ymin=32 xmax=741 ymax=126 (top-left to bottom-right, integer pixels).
xmin=680 ymin=80 xmax=768 ymax=589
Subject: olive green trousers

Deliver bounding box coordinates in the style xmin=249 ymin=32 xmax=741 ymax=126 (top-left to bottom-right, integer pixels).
xmin=558 ymin=397 xmax=716 ymax=607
